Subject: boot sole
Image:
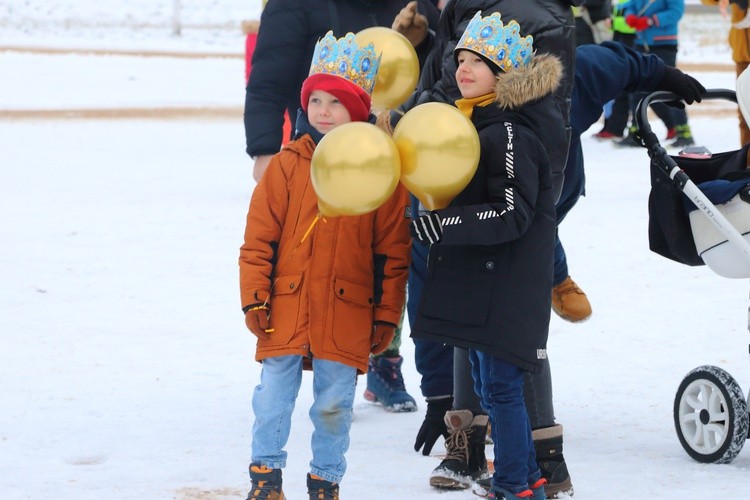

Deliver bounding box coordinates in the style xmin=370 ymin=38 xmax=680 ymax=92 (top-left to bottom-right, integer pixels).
xmin=362 ymin=390 xmax=418 ymax=412
xmin=552 ymin=309 xmax=592 ymax=323
xmin=429 ymin=476 xmax=471 ymax=489
xmin=546 ymin=477 xmax=574 ymax=498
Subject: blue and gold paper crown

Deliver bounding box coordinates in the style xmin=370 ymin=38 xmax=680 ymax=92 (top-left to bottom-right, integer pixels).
xmin=455 ymin=12 xmax=534 ymax=72
xmin=309 ymin=31 xmax=380 ymax=95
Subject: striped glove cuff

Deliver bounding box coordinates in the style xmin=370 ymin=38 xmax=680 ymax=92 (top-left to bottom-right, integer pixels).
xmin=410 ymin=211 xmax=443 ymax=244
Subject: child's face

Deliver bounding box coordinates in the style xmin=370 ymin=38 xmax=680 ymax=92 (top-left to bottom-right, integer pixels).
xmin=307 ymin=90 xmax=352 ymax=134
xmin=455 ymin=50 xmax=497 ymax=99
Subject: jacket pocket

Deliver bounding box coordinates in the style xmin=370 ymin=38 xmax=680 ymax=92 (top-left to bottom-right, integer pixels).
xmin=419 ymin=264 xmax=494 ymax=327
xmin=266 ymin=273 xmax=303 ymax=346
xmin=331 ymin=276 xmax=374 ymax=356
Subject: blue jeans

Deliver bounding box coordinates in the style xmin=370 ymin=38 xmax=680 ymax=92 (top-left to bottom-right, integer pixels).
xmin=251 ymin=355 xmax=357 ymax=483
xmin=469 ymin=350 xmax=540 ymax=494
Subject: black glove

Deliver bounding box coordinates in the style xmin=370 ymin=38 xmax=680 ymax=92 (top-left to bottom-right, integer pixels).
xmin=657 ymin=66 xmax=706 ymax=108
xmin=414 ymin=396 xmax=453 ymax=455
xmin=410 ymin=211 xmax=443 ymax=244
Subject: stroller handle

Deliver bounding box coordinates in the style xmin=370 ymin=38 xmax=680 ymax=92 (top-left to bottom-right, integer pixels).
xmin=635 ymin=89 xmax=736 ymax=151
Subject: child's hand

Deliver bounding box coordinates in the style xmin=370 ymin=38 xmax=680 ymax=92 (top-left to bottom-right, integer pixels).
xmin=410 ymin=212 xmax=443 ymax=244
xmin=371 ymin=323 xmax=396 ymax=355
xmin=245 ymin=305 xmax=272 ymax=340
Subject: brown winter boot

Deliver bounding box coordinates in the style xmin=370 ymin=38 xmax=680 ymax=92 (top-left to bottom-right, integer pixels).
xmin=430 ymin=409 xmax=489 ymax=489
xmin=533 ymin=424 xmax=573 ymax=498
xmin=551 ymin=276 xmax=592 ymax=323
xmin=247 ymin=463 xmax=285 ymax=500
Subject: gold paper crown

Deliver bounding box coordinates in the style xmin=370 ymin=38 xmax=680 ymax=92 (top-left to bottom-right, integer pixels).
xmin=309 ymin=31 xmax=381 ymax=95
xmin=455 ymin=12 xmax=534 ymax=72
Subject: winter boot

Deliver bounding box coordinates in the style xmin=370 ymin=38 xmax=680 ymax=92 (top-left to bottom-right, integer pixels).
xmin=551 ymin=276 xmax=592 ymax=323
xmin=430 ymin=410 xmax=490 ymax=489
xmin=307 ymin=473 xmax=339 ymax=500
xmin=363 ymin=355 xmax=417 ymax=412
xmin=247 ymin=463 xmax=285 ymax=500
xmin=669 ymin=124 xmax=695 ymax=149
xmin=533 ymin=424 xmax=574 ymax=498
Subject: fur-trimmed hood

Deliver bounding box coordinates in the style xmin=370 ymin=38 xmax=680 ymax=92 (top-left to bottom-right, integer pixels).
xmin=493 ymin=53 xmax=563 ymax=110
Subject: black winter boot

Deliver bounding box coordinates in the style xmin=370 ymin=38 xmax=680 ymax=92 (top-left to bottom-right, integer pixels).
xmin=533 ymin=424 xmax=573 ymax=498
xmin=307 ymin=473 xmax=339 ymax=500
xmin=247 ymin=463 xmax=285 ymax=500
xmin=430 ymin=409 xmax=490 ymax=489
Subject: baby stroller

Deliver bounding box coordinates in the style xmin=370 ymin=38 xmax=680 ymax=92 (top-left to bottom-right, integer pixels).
xmin=635 ymin=88 xmax=750 ymax=464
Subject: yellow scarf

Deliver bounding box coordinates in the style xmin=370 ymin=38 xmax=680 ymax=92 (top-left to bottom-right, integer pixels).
xmin=455 ymin=93 xmax=496 ymax=119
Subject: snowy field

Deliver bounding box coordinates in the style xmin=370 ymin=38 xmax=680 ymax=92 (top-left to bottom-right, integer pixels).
xmin=2 ymin=2 xmax=750 ymax=500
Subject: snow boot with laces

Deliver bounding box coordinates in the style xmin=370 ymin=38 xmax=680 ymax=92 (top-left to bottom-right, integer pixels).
xmin=247 ymin=463 xmax=285 ymax=500
xmin=307 ymin=473 xmax=339 ymax=500
xmin=551 ymin=276 xmax=592 ymax=323
xmin=430 ymin=409 xmax=490 ymax=489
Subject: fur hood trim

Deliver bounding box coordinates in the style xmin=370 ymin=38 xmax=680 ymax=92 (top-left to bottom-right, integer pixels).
xmin=493 ymin=53 xmax=563 ymax=110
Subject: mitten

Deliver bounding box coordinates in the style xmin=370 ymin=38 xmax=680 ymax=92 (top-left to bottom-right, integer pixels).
xmin=410 ymin=211 xmax=442 ymax=244
xmin=657 ymin=66 xmax=706 ymax=106
xmin=370 ymin=322 xmax=396 ymax=355
xmin=414 ymin=396 xmax=453 ymax=455
xmin=391 ymin=1 xmax=428 ymax=47
xmin=245 ymin=305 xmax=272 ymax=339
xmin=625 ymin=14 xmax=653 ymax=31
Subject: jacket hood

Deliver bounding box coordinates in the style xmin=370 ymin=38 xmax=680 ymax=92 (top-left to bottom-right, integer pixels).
xmin=493 ymin=53 xmax=563 ymax=110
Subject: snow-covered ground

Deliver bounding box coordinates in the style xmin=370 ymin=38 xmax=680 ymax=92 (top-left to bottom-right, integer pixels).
xmin=2 ymin=2 xmax=750 ymax=500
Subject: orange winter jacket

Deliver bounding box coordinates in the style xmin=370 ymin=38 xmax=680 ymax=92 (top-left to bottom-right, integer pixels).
xmin=239 ymin=134 xmax=411 ymax=373
xmin=703 ymin=0 xmax=750 ymax=63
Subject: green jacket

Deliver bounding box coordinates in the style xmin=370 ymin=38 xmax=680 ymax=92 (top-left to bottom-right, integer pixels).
xmin=612 ymin=0 xmax=636 ymax=34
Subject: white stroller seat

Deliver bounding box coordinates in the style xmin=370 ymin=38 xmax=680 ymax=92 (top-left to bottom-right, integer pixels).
xmin=689 ymin=183 xmax=750 ymax=278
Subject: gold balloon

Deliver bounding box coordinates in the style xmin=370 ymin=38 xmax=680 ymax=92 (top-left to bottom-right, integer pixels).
xmin=355 ymin=27 xmax=419 ymax=110
xmin=394 ymin=102 xmax=480 ymax=210
xmin=311 ymin=122 xmax=401 ymax=217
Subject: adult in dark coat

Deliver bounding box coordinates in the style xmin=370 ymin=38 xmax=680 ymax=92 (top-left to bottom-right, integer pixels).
xmin=555 ymin=41 xmax=705 ymax=301
xmin=244 ymin=0 xmax=440 ymax=180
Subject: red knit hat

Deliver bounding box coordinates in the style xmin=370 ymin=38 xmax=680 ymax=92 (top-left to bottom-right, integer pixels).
xmin=301 ymin=73 xmax=372 ymax=123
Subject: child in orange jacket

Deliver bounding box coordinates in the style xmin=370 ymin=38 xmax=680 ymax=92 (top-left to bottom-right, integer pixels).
xmin=239 ymin=32 xmax=411 ymax=500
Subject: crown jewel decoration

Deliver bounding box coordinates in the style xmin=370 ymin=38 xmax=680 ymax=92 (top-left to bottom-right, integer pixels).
xmin=309 ymin=31 xmax=380 ymax=95
xmin=455 ymin=12 xmax=534 ymax=72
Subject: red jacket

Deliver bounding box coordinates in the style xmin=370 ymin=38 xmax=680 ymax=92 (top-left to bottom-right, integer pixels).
xmin=239 ymin=134 xmax=411 ymax=373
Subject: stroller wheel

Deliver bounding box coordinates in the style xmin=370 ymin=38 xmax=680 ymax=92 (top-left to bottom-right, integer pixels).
xmin=673 ymin=365 xmax=749 ymax=463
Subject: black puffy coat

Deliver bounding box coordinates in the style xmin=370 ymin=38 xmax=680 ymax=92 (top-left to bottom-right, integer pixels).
xmin=244 ymin=0 xmax=440 ymax=159
xmin=400 ymin=0 xmax=579 ymax=202
xmin=411 ymin=52 xmax=563 ymax=374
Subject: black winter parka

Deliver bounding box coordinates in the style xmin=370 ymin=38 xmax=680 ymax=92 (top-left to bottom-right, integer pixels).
xmin=411 ymin=52 xmax=563 ymax=374
xmin=244 ymin=0 xmax=440 ymax=159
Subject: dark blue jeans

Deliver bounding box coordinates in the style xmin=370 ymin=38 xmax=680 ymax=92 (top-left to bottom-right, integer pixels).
xmin=469 ymin=350 xmax=541 ymax=494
